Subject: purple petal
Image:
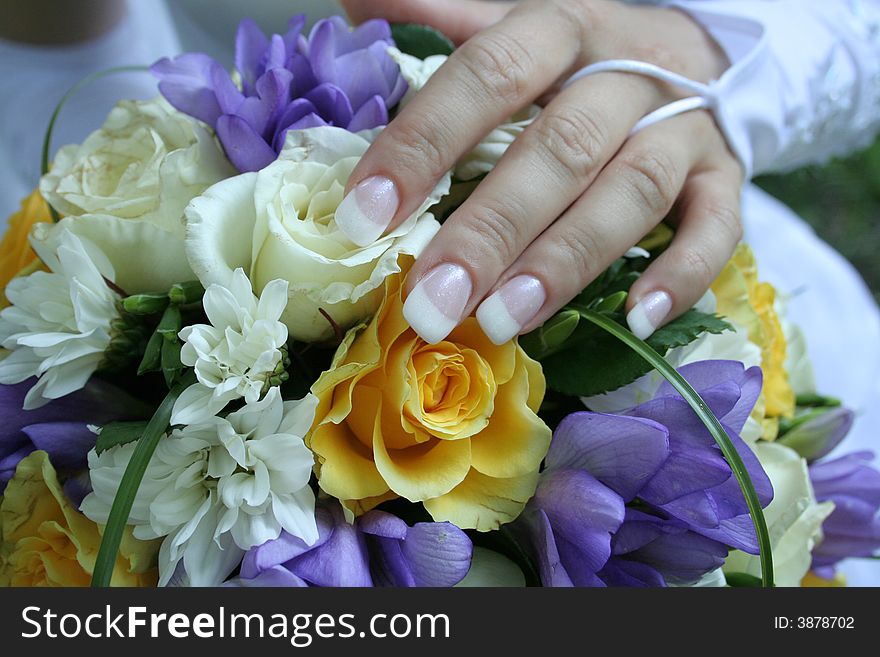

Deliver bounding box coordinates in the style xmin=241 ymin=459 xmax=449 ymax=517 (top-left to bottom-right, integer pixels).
xmin=235 ymin=68 xmax=293 ymax=138
xmin=151 ymin=53 xmax=224 ymax=126
xmin=283 ymin=15 xmax=307 ymax=53
xmin=358 ymin=509 xmax=408 ymax=540
xmin=347 ymin=95 xmax=388 ymax=132
xmin=63 ymin=470 xmax=92 ymax=509
xmin=226 ymin=566 xmax=309 ymax=587
xmin=211 ymin=66 xmax=245 ymax=115
xmin=347 ymin=19 xmax=393 ymax=52
xmin=264 ymin=34 xmax=287 ymax=72
xmin=531 ymin=469 xmax=624 ymax=584
xmin=287 ymin=52 xmax=318 ymax=97
xmin=546 ymin=412 xmax=670 ymax=501
xmin=780 ymin=407 xmax=855 ymax=462
xmin=304 ymin=83 xmax=353 ymax=127
xmin=524 ymin=509 xmax=574 ymax=587
xmin=333 ymin=46 xmax=394 ymax=109
xmin=288 ymin=504 xmax=372 ymax=587
xmin=235 ymin=19 xmax=269 ymax=96
xmin=599 ymin=558 xmax=666 ymax=587
xmin=22 ymin=421 xmax=98 ymax=470
xmin=216 ymin=114 xmax=277 ymax=172
xmin=655 ymin=360 xmax=750 ymax=400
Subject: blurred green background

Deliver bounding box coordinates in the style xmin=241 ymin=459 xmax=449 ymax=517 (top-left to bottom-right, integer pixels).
xmin=757 ymin=139 xmax=880 ymax=303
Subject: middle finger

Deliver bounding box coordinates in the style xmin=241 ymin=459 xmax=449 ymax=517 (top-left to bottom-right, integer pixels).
xmin=402 ymin=72 xmax=660 ymax=343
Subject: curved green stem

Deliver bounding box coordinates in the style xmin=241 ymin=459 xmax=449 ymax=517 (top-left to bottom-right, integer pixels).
xmin=575 ymin=307 xmax=774 ymax=588
xmin=90 ymin=371 xmax=194 ymax=587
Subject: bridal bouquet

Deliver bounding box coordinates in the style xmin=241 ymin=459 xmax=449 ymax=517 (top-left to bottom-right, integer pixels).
xmin=1 ymin=15 xmax=877 ymax=588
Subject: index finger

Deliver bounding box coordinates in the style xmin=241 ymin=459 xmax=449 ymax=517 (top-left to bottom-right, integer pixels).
xmin=335 ymin=0 xmax=589 ymax=246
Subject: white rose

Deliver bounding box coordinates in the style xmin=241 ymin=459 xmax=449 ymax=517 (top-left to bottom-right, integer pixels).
xmin=40 ymin=97 xmax=235 ymax=293
xmin=185 ymin=126 xmax=450 ymax=343
xmin=388 ymin=47 xmax=539 ymax=181
xmin=723 ymin=442 xmax=834 ymax=587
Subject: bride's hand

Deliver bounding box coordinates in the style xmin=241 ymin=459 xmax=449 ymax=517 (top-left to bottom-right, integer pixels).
xmin=338 ymin=0 xmax=742 ymax=344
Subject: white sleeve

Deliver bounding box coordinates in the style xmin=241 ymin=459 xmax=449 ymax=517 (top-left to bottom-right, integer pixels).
xmin=665 ymin=0 xmax=880 ymax=178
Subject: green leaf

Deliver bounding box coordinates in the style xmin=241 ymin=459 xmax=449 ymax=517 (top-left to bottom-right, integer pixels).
xmin=575 ymin=309 xmax=773 ymax=587
xmin=725 ymin=572 xmax=764 ymax=587
xmin=541 ymin=309 xmax=731 ymax=397
xmin=390 ymin=23 xmax=454 ymax=59
xmin=91 ymin=371 xmax=195 ymax=587
xmin=95 ymin=421 xmax=150 ymax=454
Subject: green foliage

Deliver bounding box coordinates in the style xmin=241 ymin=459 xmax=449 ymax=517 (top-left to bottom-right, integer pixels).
xmin=390 ymin=23 xmax=454 ymax=59
xmin=95 ymin=421 xmax=150 ymax=455
xmin=540 ymin=308 xmax=731 ymax=397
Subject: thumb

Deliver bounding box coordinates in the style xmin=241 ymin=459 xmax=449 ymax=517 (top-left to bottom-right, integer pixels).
xmin=338 ymin=0 xmax=511 ymax=44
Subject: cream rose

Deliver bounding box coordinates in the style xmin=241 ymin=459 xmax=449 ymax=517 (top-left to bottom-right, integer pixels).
xmin=39 ymin=97 xmax=235 ymax=293
xmin=185 ymin=126 xmax=450 ymax=343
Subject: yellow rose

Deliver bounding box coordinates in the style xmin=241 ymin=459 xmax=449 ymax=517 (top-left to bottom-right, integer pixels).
xmin=308 ymin=259 xmax=551 ymax=531
xmin=802 ymin=571 xmax=846 ymax=587
xmin=0 ymin=189 xmax=52 ymax=308
xmin=712 ymin=244 xmax=795 ymax=438
xmin=0 ymin=451 xmax=158 ymax=587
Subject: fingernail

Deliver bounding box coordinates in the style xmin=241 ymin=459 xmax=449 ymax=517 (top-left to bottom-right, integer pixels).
xmin=626 ymin=290 xmax=673 ymax=340
xmin=476 ymin=275 xmax=546 ymax=345
xmin=403 ymin=263 xmax=473 ymax=344
xmin=335 ymin=175 xmax=399 ymax=247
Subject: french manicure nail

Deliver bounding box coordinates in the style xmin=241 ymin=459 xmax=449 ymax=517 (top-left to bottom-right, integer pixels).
xmin=403 ymin=263 xmax=473 ymax=344
xmin=626 ymin=290 xmax=673 ymax=340
xmin=335 ymin=175 xmax=399 ymax=247
xmin=476 ymin=275 xmax=546 ymax=345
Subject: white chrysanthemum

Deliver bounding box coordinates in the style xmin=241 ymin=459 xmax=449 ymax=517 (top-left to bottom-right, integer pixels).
xmin=0 ymin=224 xmax=119 ymax=409
xmin=82 ymin=387 xmax=319 ymax=586
xmin=171 ymin=268 xmax=289 ymax=425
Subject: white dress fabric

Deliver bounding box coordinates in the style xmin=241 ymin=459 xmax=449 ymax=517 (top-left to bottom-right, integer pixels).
xmin=0 ymin=0 xmax=876 ymax=583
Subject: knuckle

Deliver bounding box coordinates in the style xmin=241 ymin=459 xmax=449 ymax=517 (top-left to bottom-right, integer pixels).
xmin=619 ymin=150 xmax=680 ymax=215
xmin=679 ymin=246 xmax=716 ymax=289
xmin=630 ymin=43 xmax=688 ymax=77
xmin=532 ymin=108 xmax=608 ymax=181
xmin=552 ymin=227 xmax=604 ymax=283
xmin=458 ymin=31 xmax=533 ymax=103
xmin=706 ymin=201 xmax=743 ymax=243
xmin=549 ymin=0 xmax=601 ymax=44
xmin=388 ymin=117 xmax=450 ymax=179
xmin=459 ymin=203 xmax=523 ymax=266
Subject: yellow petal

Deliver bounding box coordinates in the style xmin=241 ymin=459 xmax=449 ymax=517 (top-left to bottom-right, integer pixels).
xmin=424 ymin=468 xmax=540 ymax=532
xmin=373 ymin=406 xmax=472 ymax=502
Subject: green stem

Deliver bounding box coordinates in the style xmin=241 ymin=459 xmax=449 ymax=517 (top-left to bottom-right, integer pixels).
xmin=90 ymin=371 xmax=194 ymax=587
xmin=574 ymin=307 xmax=774 ymax=588
xmin=41 ymin=65 xmax=150 ymax=223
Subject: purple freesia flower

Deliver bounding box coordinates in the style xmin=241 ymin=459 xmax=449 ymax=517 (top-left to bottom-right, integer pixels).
xmin=151 ymin=16 xmax=406 ymax=172
xmin=228 ymin=501 xmax=472 ymax=587
xmin=521 ymin=360 xmax=773 ymax=587
xmin=0 ymin=378 xmax=149 ymax=495
xmin=809 ymin=451 xmax=880 ymax=576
